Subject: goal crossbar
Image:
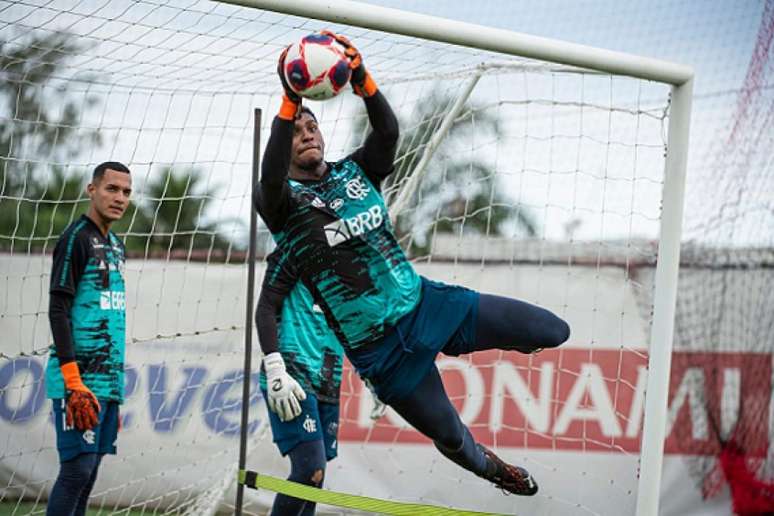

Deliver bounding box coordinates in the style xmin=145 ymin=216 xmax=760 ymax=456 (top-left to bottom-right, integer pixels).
xmin=211 ymin=1 xmax=695 ymax=515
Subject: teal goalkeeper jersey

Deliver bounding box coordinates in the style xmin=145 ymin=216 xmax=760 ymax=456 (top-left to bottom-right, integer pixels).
xmin=258 ymin=249 xmax=343 ymax=402
xmin=46 ymin=215 xmax=127 ymax=402
xmin=266 ymin=158 xmax=422 ymax=350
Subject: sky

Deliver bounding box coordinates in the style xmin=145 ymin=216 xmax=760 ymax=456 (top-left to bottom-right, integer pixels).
xmin=0 ymin=0 xmax=769 ymax=248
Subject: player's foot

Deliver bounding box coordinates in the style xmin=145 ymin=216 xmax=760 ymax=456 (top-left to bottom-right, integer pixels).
xmin=481 ymin=446 xmax=539 ymax=496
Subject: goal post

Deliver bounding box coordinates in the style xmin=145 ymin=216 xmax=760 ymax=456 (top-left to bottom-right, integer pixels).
xmin=214 ymin=1 xmax=694 ymax=515
xmin=0 ymin=0 xmax=697 ymax=513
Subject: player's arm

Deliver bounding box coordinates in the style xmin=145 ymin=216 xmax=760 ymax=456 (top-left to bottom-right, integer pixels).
xmin=48 ymin=233 xmax=101 ymax=431
xmin=324 ymin=31 xmax=400 ymax=184
xmin=256 ymin=253 xmax=307 ymax=422
xmin=254 ymin=47 xmax=300 ymax=233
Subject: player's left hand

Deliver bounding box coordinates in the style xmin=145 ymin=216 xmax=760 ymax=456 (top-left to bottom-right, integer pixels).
xmin=364 ymin=379 xmax=387 ymax=420
xmin=321 ymin=30 xmax=377 ymax=97
xmin=277 ymin=45 xmax=302 ymax=104
xmin=264 ymin=352 xmax=307 ymax=422
xmin=65 ymin=389 xmax=101 ymax=431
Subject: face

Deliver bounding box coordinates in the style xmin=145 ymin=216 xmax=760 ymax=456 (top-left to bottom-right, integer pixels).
xmin=87 ymin=169 xmax=132 ymax=222
xmin=291 ymin=113 xmax=324 ymax=170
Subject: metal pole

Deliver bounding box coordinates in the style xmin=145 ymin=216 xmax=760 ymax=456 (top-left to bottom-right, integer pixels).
xmin=635 ymin=79 xmax=693 ymax=516
xmin=235 ymin=108 xmax=262 ymax=515
xmin=212 ymin=0 xmax=692 ymax=86
xmin=389 ymin=71 xmax=481 ymax=223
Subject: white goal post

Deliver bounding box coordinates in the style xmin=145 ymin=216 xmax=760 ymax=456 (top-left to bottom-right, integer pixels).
xmin=214 ymin=1 xmax=694 ymax=515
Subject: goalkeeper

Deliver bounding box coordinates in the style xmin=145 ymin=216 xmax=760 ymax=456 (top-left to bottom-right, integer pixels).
xmin=45 ymin=162 xmax=131 ymax=515
xmin=256 ymin=249 xmax=347 ymax=516
xmin=255 ymin=32 xmax=570 ymax=497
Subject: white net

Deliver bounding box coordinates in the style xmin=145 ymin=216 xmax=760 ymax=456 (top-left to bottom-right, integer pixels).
xmin=665 ymin=2 xmax=774 ymax=513
xmin=0 ymin=1 xmax=679 ymax=514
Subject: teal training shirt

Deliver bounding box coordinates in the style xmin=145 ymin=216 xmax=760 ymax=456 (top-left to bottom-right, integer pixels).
xmin=268 ymin=158 xmax=421 ymax=350
xmin=46 ymin=215 xmax=127 ymax=402
xmin=259 ymin=249 xmax=343 ymax=403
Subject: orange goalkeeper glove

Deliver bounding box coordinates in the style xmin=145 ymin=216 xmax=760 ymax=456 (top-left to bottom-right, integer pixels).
xmin=61 ymin=361 xmax=101 ymax=431
xmin=277 ymin=45 xmax=302 ymax=120
xmin=321 ymin=31 xmax=378 ymax=98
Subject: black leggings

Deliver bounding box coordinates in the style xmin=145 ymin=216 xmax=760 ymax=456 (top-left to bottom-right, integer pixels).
xmin=472 ymin=293 xmax=570 ymax=354
xmin=271 ymin=440 xmax=327 ymax=516
xmin=47 ymin=453 xmax=103 ymax=516
xmin=391 ymin=293 xmax=569 ymax=477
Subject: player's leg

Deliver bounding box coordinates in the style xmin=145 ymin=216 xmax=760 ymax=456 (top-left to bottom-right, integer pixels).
xmin=271 ymin=439 xmax=327 ymax=516
xmin=436 ymin=289 xmax=568 ymax=359
xmin=261 ymin=390 xmax=330 ymax=515
xmin=73 ymin=453 xmax=103 ymax=516
xmin=47 ymin=452 xmax=101 ymax=515
xmin=464 ymin=292 xmax=569 ymax=354
xmin=48 ymin=398 xmax=108 ymax=515
xmin=389 ymin=365 xmax=538 ymax=495
xmin=295 ymin=401 xmax=339 ymax=516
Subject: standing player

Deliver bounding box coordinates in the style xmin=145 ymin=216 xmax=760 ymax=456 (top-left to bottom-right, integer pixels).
xmin=46 ymin=162 xmax=131 ymax=515
xmin=257 ymin=249 xmax=386 ymax=515
xmin=256 ymin=249 xmax=344 ymax=516
xmin=255 ymin=32 xmax=570 ymax=496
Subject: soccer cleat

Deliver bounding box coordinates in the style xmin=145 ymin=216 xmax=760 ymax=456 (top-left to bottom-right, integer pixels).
xmin=481 ymin=446 xmax=539 ymax=496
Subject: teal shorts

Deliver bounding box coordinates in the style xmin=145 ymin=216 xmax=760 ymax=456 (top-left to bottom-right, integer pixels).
xmin=52 ymin=399 xmax=119 ymax=462
xmin=347 ymin=277 xmax=479 ymax=403
xmin=260 ymin=391 xmax=340 ymax=461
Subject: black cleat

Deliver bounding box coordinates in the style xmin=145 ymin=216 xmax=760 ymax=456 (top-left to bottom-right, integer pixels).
xmin=481 ymin=446 xmax=539 ymax=496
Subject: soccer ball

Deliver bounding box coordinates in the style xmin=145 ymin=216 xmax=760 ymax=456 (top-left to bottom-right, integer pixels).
xmin=283 ymin=33 xmax=351 ymax=101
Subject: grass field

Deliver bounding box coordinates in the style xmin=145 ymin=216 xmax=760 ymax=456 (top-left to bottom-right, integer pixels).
xmin=0 ymin=501 xmax=160 ymax=515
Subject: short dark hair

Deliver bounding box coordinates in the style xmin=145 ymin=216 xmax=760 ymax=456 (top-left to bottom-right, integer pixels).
xmin=93 ymin=161 xmax=130 ymax=182
xmin=296 ymin=106 xmax=317 ymax=123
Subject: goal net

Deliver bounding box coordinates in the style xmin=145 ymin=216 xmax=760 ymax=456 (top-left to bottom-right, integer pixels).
xmin=0 ymin=1 xmax=689 ymax=514
xmin=665 ymin=3 xmax=774 ymax=514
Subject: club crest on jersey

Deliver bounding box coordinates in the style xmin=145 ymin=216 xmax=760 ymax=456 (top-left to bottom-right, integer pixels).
xmin=323 ymin=206 xmax=383 ymax=247
xmin=345 ymin=177 xmax=370 ymax=200
xmin=83 ymin=429 xmax=95 ymax=444
xmin=303 ymin=415 xmax=317 ymax=433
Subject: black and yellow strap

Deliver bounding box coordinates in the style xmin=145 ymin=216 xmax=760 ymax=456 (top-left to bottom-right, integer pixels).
xmin=238 ymin=470 xmax=509 ymax=516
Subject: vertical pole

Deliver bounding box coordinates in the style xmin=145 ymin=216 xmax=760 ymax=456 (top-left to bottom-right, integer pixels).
xmin=388 ymin=71 xmax=481 ymax=221
xmin=235 ymin=108 xmax=262 ymax=515
xmin=635 ymin=79 xmax=693 ymax=516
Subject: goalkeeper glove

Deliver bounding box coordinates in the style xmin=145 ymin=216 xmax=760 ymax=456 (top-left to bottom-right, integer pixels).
xmin=276 ymin=45 xmax=301 ymax=120
xmin=263 ymin=352 xmax=307 ymax=422
xmin=322 ymin=31 xmax=378 ymax=98
xmin=61 ymin=361 xmax=101 ymax=431
xmin=364 ymin=378 xmax=387 ymax=420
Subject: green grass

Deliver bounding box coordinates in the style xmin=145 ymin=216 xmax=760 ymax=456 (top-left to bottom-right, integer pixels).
xmin=0 ymin=501 xmax=157 ymax=515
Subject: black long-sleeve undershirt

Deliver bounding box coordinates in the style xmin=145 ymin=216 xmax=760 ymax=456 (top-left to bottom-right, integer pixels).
xmin=255 ymin=286 xmax=284 ymax=356
xmin=254 ymin=90 xmax=399 ymax=234
xmin=49 ymin=291 xmax=76 ymax=365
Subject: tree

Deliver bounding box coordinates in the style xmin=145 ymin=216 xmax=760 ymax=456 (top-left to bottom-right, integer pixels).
xmin=351 ymin=89 xmax=537 ymax=256
xmin=0 ymin=32 xmax=101 ymax=193
xmin=0 ymin=32 xmax=101 ymax=252
xmin=0 ymin=33 xmax=237 ymax=257
xmin=135 ymin=167 xmax=237 ymax=257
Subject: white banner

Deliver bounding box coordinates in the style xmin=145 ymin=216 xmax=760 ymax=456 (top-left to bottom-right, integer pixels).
xmin=1 ymin=256 xmax=757 ymax=514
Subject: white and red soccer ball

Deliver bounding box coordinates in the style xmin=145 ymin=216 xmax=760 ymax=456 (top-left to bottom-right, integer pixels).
xmin=283 ymin=33 xmax=352 ymax=101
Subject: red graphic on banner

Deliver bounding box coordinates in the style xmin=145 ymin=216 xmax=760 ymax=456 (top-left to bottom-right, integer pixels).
xmin=337 ymin=349 xmax=771 ymax=456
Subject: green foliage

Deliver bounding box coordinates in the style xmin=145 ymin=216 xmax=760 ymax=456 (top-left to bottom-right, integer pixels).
xmin=352 ymin=88 xmax=537 ymax=256
xmin=0 ymin=32 xmax=101 ymax=195
xmin=0 ymin=32 xmax=237 ymax=256
xmin=132 ymin=167 xmax=234 ymax=255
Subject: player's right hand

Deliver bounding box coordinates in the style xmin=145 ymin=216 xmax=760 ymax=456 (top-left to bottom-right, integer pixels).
xmin=263 ymin=352 xmax=307 ymax=422
xmin=60 ymin=361 xmax=101 ymax=431
xmin=277 ymin=45 xmax=302 ymax=104
xmin=66 ymin=390 xmax=101 ymax=431
xmin=322 ymin=31 xmax=377 ymax=97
